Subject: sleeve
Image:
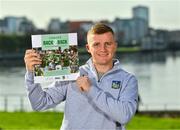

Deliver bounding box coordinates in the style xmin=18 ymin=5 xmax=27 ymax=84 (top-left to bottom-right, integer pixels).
xmin=25 ymin=71 xmax=69 ymax=111
xmin=86 ymin=75 xmax=138 ymax=125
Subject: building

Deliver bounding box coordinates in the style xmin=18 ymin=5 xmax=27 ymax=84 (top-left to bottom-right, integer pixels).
xmin=113 ymin=18 xmax=135 ymax=45
xmin=168 ymin=31 xmax=180 ymax=49
xmin=112 ymin=5 xmax=149 ymax=45
xmin=0 ymin=16 xmax=35 ymax=35
xmin=0 ymin=19 xmax=7 ymax=33
xmin=141 ymin=29 xmax=168 ymax=50
xmin=133 ymin=6 xmax=149 ymax=43
xmin=133 ymin=6 xmax=149 ymax=26
xmin=48 ymin=18 xmax=61 ymax=33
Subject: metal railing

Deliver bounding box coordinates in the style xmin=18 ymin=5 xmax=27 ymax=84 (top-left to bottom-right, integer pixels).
xmin=1 ymin=94 xmax=180 ymax=112
xmin=0 ymin=94 xmax=64 ymax=112
xmin=139 ymin=103 xmax=180 ymax=111
xmin=0 ymin=94 xmax=27 ymax=111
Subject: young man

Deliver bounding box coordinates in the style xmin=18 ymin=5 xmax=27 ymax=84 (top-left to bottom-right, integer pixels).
xmin=24 ymin=23 xmax=138 ymax=130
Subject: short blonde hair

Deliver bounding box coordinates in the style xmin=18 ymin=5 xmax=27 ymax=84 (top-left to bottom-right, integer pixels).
xmin=87 ymin=23 xmax=114 ymax=36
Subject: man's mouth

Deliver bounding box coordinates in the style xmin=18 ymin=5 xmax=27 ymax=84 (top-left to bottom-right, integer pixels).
xmin=98 ymin=53 xmax=108 ymax=57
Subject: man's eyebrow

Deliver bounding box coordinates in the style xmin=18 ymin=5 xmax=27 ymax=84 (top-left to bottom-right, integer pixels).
xmin=104 ymin=41 xmax=113 ymax=43
xmin=92 ymin=42 xmax=100 ymax=44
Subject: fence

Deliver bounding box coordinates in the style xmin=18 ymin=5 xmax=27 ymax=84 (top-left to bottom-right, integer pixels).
xmin=139 ymin=103 xmax=180 ymax=111
xmin=0 ymin=94 xmax=29 ymax=111
xmin=1 ymin=94 xmax=180 ymax=112
xmin=0 ymin=94 xmax=64 ymax=112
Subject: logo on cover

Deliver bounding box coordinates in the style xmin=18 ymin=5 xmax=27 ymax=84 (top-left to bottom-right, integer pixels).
xmin=111 ymin=81 xmax=121 ymax=89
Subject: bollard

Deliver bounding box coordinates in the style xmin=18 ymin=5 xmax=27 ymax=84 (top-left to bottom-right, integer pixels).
xmin=20 ymin=96 xmax=24 ymax=112
xmin=4 ymin=96 xmax=8 ymax=112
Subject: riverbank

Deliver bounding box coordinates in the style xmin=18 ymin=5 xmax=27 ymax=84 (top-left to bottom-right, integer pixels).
xmin=0 ymin=47 xmax=141 ymax=66
xmin=1 ymin=112 xmax=180 ymax=129
xmin=78 ymin=46 xmax=141 ymax=53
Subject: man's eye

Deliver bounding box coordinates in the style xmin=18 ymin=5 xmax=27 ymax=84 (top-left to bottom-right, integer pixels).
xmin=93 ymin=43 xmax=99 ymax=46
xmin=106 ymin=42 xmax=112 ymax=46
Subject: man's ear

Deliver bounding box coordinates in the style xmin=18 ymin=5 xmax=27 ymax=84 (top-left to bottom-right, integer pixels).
xmin=115 ymin=42 xmax=118 ymax=50
xmin=86 ymin=43 xmax=91 ymax=53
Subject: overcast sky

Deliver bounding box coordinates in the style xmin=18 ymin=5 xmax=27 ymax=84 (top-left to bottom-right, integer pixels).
xmin=0 ymin=0 xmax=180 ymax=30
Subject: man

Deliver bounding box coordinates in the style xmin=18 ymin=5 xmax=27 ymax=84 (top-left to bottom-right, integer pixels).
xmin=24 ymin=23 xmax=138 ymax=130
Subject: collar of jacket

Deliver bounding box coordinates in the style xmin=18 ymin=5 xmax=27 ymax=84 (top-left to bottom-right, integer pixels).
xmin=84 ymin=58 xmax=122 ymax=82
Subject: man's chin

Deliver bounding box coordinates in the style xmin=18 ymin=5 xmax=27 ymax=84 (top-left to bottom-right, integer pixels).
xmin=96 ymin=61 xmax=110 ymax=65
xmin=93 ymin=58 xmax=112 ymax=65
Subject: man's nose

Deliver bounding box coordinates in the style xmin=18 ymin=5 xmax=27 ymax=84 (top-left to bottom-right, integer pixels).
xmin=99 ymin=44 xmax=107 ymax=51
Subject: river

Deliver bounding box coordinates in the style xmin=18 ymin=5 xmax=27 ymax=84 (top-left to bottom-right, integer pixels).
xmin=0 ymin=51 xmax=180 ymax=111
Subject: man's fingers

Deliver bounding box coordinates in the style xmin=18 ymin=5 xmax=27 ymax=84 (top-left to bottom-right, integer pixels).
xmin=30 ymin=61 xmax=42 ymax=67
xmin=24 ymin=56 xmax=42 ymax=63
xmin=28 ymin=58 xmax=42 ymax=65
xmin=76 ymin=76 xmax=91 ymax=92
xmin=25 ymin=49 xmax=35 ymax=54
xmin=24 ymin=49 xmax=41 ymax=72
xmin=24 ymin=56 xmax=42 ymax=71
xmin=24 ymin=52 xmax=41 ymax=64
xmin=79 ymin=87 xmax=84 ymax=92
xmin=25 ymin=52 xmax=40 ymax=58
xmin=25 ymin=54 xmax=41 ymax=61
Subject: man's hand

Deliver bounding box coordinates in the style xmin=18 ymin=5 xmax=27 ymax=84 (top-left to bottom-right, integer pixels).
xmin=24 ymin=49 xmax=42 ymax=72
xmin=76 ymin=76 xmax=91 ymax=92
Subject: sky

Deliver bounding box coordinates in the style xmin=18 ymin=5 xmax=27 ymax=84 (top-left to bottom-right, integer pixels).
xmin=0 ymin=0 xmax=180 ymax=30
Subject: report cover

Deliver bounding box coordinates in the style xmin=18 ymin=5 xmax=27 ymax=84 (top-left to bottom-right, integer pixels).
xmin=31 ymin=33 xmax=79 ymax=83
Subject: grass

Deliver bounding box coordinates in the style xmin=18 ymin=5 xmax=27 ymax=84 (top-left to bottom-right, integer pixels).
xmin=127 ymin=114 xmax=180 ymax=129
xmin=1 ymin=112 xmax=180 ymax=130
xmin=0 ymin=112 xmax=63 ymax=130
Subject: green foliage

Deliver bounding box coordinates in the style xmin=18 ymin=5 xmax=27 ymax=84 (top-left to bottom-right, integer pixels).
xmin=0 ymin=35 xmax=141 ymax=54
xmin=0 ymin=35 xmax=31 ymax=53
xmin=78 ymin=47 xmax=141 ymax=53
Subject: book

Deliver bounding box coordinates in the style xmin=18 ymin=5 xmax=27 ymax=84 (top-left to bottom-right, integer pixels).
xmin=31 ymin=33 xmax=79 ymax=83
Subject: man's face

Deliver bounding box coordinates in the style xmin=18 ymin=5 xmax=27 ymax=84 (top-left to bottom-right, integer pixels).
xmin=86 ymin=32 xmax=117 ymax=66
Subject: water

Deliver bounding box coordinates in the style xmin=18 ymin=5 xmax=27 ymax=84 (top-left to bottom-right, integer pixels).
xmin=0 ymin=51 xmax=180 ymax=111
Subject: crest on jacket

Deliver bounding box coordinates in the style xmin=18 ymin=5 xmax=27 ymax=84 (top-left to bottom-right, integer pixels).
xmin=111 ymin=81 xmax=121 ymax=89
